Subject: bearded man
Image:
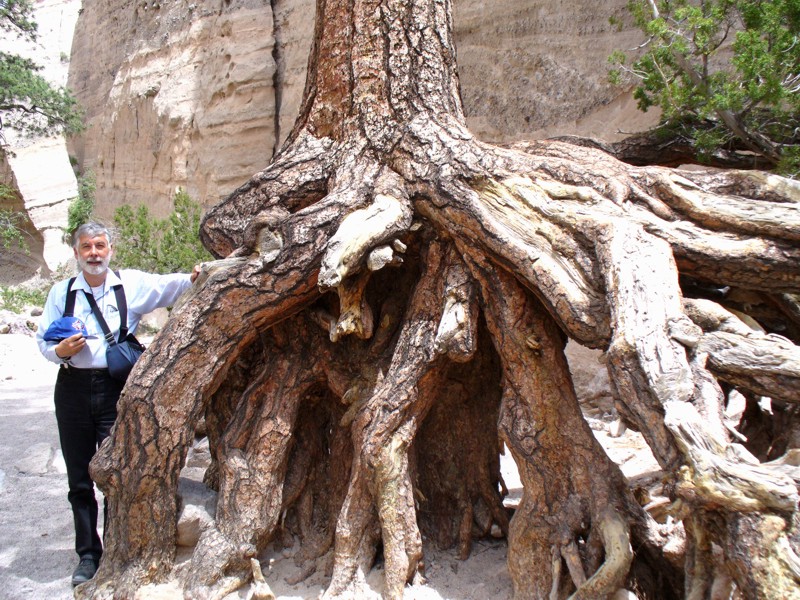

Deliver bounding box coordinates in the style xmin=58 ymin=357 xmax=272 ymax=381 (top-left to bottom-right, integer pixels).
xmin=35 ymin=222 xmax=200 ymax=587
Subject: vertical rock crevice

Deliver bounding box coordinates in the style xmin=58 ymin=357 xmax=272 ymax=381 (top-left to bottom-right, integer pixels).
xmin=271 ymin=0 xmax=285 ymax=155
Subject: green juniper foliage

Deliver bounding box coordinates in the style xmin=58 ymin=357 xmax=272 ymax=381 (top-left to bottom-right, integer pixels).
xmin=0 ymin=284 xmax=47 ymax=313
xmin=0 ymin=0 xmax=83 ymax=140
xmin=0 ymin=207 xmax=29 ymax=251
xmin=113 ymin=189 xmax=212 ymax=274
xmin=610 ymin=0 xmax=800 ymax=176
xmin=0 ymin=182 xmax=30 ymax=251
xmin=63 ymin=171 xmax=96 ymax=243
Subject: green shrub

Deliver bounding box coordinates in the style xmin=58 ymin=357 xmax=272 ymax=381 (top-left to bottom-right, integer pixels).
xmin=0 ymin=0 xmax=84 ymax=141
xmin=609 ymin=0 xmax=800 ymax=176
xmin=63 ymin=171 xmax=96 ymax=243
xmin=0 ymin=207 xmax=30 ymax=252
xmin=0 ymin=182 xmax=31 ymax=252
xmin=113 ymin=188 xmax=211 ymax=274
xmin=0 ymin=284 xmax=48 ymax=313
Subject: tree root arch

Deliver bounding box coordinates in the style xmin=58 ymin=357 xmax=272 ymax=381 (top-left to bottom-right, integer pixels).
xmin=80 ymin=5 xmax=800 ymax=593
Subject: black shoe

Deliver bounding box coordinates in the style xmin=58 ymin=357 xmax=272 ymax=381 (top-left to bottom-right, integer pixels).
xmin=71 ymin=557 xmax=98 ymax=587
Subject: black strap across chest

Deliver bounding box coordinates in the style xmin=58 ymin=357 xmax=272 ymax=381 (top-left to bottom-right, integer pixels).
xmin=64 ymin=277 xmax=77 ymax=316
xmin=64 ymin=273 xmax=129 ymax=345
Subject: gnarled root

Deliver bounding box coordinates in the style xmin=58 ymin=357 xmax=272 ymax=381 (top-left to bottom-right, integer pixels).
xmin=373 ymin=422 xmax=426 ymax=598
xmin=596 ymin=219 xmax=800 ymax=598
xmin=320 ymin=238 xmax=509 ymax=599
xmin=318 ymin=170 xmax=413 ymax=343
xmin=324 ymin=239 xmax=446 ymax=598
xmin=464 ymin=247 xmax=649 ymax=599
xmin=570 ymin=509 xmax=633 ymax=599
xmin=183 ymin=320 xmax=323 ymax=598
xmin=246 ymin=558 xmax=276 ymax=600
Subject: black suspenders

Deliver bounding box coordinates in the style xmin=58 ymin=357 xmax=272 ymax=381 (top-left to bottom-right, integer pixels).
xmin=64 ymin=273 xmax=129 ymax=344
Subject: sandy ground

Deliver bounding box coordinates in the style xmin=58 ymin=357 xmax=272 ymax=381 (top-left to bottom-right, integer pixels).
xmin=0 ymin=332 xmax=658 ymax=600
xmin=0 ymin=334 xmax=74 ymax=599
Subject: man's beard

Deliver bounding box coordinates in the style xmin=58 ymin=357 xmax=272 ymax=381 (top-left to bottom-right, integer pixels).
xmin=78 ymin=255 xmax=110 ymax=276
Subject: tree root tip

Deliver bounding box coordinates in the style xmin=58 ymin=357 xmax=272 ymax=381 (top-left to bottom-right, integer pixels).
xmin=246 ymin=558 xmax=276 ymax=600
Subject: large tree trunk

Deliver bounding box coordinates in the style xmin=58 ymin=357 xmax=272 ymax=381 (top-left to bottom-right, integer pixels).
xmin=78 ymin=0 xmax=800 ymax=598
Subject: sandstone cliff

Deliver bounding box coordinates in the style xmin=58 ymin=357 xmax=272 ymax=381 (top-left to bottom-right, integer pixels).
xmin=0 ymin=0 xmax=80 ymax=284
xmin=68 ymin=0 xmax=281 ymax=219
xmin=67 ymin=0 xmax=657 ymax=221
xmin=454 ymin=0 xmax=655 ymax=141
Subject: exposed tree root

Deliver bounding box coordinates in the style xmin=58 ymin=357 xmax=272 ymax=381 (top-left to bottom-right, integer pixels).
xmin=182 ymin=322 xmax=324 ymax=598
xmin=463 ymin=248 xmax=656 ymax=599
xmin=82 ymin=132 xmax=800 ymax=600
xmin=324 ymin=239 xmax=447 ymax=599
xmin=247 ymin=558 xmax=276 ymax=600
xmin=79 ymin=0 xmax=800 ymax=597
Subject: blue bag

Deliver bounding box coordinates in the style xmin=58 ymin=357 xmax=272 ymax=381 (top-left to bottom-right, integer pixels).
xmin=84 ymin=281 xmax=146 ymax=382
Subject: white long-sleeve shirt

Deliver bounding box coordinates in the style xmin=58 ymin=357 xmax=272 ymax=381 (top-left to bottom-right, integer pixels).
xmin=36 ymin=269 xmax=193 ymax=369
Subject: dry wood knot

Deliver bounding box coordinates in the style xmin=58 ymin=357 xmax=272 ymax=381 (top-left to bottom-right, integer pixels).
xmin=525 ymin=334 xmax=542 ymax=354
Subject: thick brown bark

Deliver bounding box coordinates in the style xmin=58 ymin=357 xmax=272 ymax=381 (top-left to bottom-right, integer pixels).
xmin=465 ymin=247 xmax=674 ymax=599
xmin=78 ymin=0 xmax=800 ymax=598
xmin=182 ymin=320 xmax=324 ymax=598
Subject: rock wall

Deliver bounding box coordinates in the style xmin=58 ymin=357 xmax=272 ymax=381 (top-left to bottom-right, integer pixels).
xmin=1 ymin=140 xmax=77 ymax=282
xmin=0 ymin=0 xmax=80 ymax=284
xmin=68 ymin=0 xmax=279 ymax=219
xmin=453 ymin=0 xmax=656 ymax=142
xmin=68 ymin=0 xmax=657 ymax=221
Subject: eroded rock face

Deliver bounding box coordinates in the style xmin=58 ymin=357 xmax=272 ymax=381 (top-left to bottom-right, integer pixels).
xmin=68 ymin=0 xmax=279 ymax=219
xmin=0 ymin=0 xmax=80 ymax=283
xmin=68 ymin=0 xmax=656 ymax=220
xmin=453 ymin=0 xmax=656 ymax=142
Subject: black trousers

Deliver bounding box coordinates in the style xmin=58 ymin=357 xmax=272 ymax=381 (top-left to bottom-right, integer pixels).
xmin=54 ymin=366 xmax=123 ymax=561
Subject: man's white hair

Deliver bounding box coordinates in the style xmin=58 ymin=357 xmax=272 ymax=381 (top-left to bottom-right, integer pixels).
xmin=71 ymin=222 xmax=113 ymax=248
